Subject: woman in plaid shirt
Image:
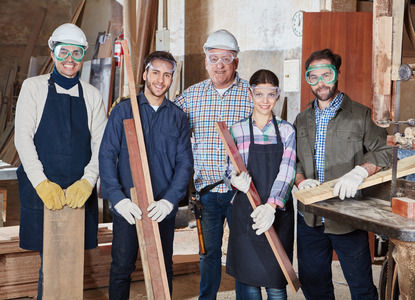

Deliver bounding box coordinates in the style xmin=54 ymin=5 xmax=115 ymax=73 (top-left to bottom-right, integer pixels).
xmin=225 ymin=69 xmax=296 ymax=300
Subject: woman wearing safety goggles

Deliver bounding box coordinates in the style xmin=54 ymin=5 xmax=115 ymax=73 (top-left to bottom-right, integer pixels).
xmin=224 ymin=69 xmax=296 ymax=300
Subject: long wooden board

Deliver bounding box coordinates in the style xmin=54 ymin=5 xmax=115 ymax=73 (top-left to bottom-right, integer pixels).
xmin=42 ymin=206 xmax=85 ymax=300
xmin=294 ymin=155 xmax=415 ymax=205
xmin=215 ymin=121 xmax=301 ymax=293
xmin=122 ymin=40 xmax=170 ymax=299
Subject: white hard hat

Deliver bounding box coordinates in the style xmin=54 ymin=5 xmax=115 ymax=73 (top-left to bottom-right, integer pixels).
xmin=203 ymin=29 xmax=239 ymax=54
xmin=48 ymin=23 xmax=88 ymax=50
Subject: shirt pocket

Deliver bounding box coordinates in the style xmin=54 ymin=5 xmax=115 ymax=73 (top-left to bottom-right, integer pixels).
xmin=334 ymin=129 xmax=364 ymax=162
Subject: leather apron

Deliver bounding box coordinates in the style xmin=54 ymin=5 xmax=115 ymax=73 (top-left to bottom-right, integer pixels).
xmin=17 ymin=76 xmax=98 ymax=251
xmin=226 ymin=116 xmax=294 ymax=289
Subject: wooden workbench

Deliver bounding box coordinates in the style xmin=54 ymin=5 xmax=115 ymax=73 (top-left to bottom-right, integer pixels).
xmin=303 ymin=197 xmax=415 ymax=242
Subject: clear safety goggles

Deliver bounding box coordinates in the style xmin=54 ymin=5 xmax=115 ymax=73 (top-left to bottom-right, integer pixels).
xmin=206 ymin=52 xmax=235 ymax=65
xmin=145 ymin=59 xmax=176 ymax=74
xmin=305 ymin=64 xmax=338 ymax=86
xmin=53 ymin=43 xmax=85 ymax=62
xmin=250 ymin=85 xmax=281 ymax=100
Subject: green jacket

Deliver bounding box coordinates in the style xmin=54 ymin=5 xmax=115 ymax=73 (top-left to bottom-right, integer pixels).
xmin=294 ymin=93 xmax=391 ymax=234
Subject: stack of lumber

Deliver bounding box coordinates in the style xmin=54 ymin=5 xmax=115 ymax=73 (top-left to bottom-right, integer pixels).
xmin=0 ymin=224 xmax=200 ymax=299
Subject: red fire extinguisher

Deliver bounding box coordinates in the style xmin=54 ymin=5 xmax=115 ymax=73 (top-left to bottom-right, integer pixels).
xmin=114 ymin=33 xmax=124 ymax=67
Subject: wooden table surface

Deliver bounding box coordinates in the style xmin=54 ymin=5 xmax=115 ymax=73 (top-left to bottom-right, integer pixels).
xmin=304 ymin=197 xmax=415 ymax=242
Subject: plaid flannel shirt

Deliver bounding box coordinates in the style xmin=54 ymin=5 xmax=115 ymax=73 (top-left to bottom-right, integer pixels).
xmin=314 ymin=92 xmax=344 ymax=182
xmin=175 ymin=74 xmax=253 ymax=193
xmin=224 ymin=116 xmax=296 ymax=208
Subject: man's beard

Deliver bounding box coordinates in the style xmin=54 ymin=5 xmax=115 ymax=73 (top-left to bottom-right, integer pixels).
xmin=312 ymin=82 xmax=338 ymax=101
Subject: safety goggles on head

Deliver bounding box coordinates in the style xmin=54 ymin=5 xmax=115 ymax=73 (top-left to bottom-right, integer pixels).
xmin=145 ymin=59 xmax=177 ymax=74
xmin=206 ymin=52 xmax=235 ymax=65
xmin=53 ymin=43 xmax=85 ymax=62
xmin=305 ymin=64 xmax=338 ymax=86
xmin=250 ymin=85 xmax=281 ymax=100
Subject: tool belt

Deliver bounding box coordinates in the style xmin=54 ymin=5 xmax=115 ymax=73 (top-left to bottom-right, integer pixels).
xmin=194 ymin=179 xmax=225 ymax=201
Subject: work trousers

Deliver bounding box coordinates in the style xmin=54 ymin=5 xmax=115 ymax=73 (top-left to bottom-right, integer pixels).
xmin=109 ymin=212 xmax=175 ymax=300
xmin=297 ymin=214 xmax=378 ymax=300
xmin=199 ymin=191 xmax=234 ymax=300
xmin=235 ymin=280 xmax=287 ymax=300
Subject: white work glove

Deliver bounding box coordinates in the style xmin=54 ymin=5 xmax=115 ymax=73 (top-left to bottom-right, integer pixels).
xmin=333 ymin=166 xmax=369 ymax=200
xmin=230 ymin=170 xmax=251 ymax=194
xmin=114 ymin=198 xmax=142 ymax=225
xmin=298 ymin=179 xmax=321 ymax=190
xmin=250 ymin=203 xmax=276 ymax=235
xmin=147 ymin=199 xmax=174 ymax=222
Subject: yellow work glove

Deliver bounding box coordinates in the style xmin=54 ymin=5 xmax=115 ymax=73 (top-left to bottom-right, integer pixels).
xmin=35 ymin=179 xmax=65 ymax=210
xmin=66 ymin=179 xmax=93 ymax=208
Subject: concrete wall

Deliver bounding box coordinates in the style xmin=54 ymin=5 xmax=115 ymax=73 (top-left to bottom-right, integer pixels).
xmin=175 ymin=0 xmax=324 ymax=122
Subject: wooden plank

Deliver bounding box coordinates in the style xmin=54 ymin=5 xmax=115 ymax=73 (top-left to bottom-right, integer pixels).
xmin=0 ymin=188 xmax=6 ymax=225
xmin=130 ymin=187 xmax=154 ymax=299
xmin=215 ymin=121 xmax=301 ymax=293
xmin=374 ymin=16 xmax=393 ymax=95
xmin=301 ymin=12 xmax=373 ymax=111
xmin=391 ymin=0 xmax=405 ymax=80
xmin=169 ymin=60 xmax=183 ymax=101
xmin=294 ymin=155 xmax=415 ymax=205
xmin=42 ymin=206 xmax=85 ymax=300
xmin=392 ymin=197 xmax=415 ymax=218
xmin=122 ymin=40 xmax=170 ymax=299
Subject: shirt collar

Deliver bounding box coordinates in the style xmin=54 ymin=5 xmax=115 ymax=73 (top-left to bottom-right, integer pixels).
xmin=207 ymin=72 xmax=240 ymax=91
xmin=314 ymin=92 xmax=344 ymax=113
xmin=138 ymin=90 xmax=169 ymax=108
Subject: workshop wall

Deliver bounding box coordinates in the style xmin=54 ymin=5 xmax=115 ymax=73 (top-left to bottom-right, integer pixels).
xmin=180 ymin=0 xmax=323 ymax=122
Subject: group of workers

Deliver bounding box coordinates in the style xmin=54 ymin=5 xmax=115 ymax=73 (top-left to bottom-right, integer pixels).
xmin=14 ymin=23 xmax=391 ymax=300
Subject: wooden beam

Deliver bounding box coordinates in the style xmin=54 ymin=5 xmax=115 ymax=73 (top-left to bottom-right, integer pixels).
xmin=391 ymin=0 xmax=405 ymax=80
xmin=215 ymin=121 xmax=301 ymax=293
xmin=392 ymin=197 xmax=415 ymax=218
xmin=42 ymin=206 xmax=85 ymax=300
xmin=294 ymin=155 xmax=415 ymax=205
xmin=122 ymin=39 xmax=171 ymax=299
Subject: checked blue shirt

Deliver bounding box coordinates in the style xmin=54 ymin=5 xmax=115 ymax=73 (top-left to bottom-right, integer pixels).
xmin=314 ymin=92 xmax=344 ymax=183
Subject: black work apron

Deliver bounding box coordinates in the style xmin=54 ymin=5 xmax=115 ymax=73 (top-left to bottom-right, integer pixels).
xmin=17 ymin=76 xmax=98 ymax=251
xmin=226 ymin=116 xmax=294 ymax=289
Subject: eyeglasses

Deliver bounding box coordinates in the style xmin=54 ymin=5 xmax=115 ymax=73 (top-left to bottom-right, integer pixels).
xmin=53 ymin=43 xmax=85 ymax=62
xmin=305 ymin=64 xmax=338 ymax=86
xmin=145 ymin=59 xmax=176 ymax=74
xmin=250 ymin=85 xmax=281 ymax=100
xmin=206 ymin=52 xmax=235 ymax=65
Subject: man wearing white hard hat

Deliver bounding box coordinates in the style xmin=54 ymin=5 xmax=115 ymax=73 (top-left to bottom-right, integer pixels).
xmin=175 ymin=29 xmax=252 ymax=299
xmin=14 ymin=23 xmax=107 ymax=299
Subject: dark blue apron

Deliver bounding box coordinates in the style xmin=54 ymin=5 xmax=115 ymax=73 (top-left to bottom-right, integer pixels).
xmin=17 ymin=76 xmax=98 ymax=251
xmin=226 ymin=116 xmax=294 ymax=289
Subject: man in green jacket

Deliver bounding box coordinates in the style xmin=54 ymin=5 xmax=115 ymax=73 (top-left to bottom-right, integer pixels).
xmin=294 ymin=48 xmax=391 ymax=300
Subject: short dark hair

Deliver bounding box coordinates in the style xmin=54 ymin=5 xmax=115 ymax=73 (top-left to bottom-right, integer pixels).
xmin=249 ymin=69 xmax=279 ymax=87
xmin=144 ymin=51 xmax=176 ymax=71
xmin=304 ymin=48 xmax=342 ymax=71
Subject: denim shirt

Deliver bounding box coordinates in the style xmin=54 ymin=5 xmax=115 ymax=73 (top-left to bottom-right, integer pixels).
xmin=99 ymin=92 xmax=193 ymax=219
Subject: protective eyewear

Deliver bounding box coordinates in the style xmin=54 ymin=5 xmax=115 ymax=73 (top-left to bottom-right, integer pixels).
xmin=250 ymin=85 xmax=281 ymax=100
xmin=206 ymin=52 xmax=235 ymax=65
xmin=305 ymin=64 xmax=338 ymax=86
xmin=145 ymin=59 xmax=176 ymax=74
xmin=53 ymin=43 xmax=85 ymax=62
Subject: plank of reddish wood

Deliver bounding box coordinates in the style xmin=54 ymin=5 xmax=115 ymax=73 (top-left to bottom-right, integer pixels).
xmin=215 ymin=121 xmax=301 ymax=293
xmin=42 ymin=206 xmax=85 ymax=300
xmin=301 ymin=12 xmax=373 ymax=111
xmin=122 ymin=38 xmax=170 ymax=299
xmin=392 ymin=197 xmax=415 ymax=218
xmin=294 ymin=155 xmax=415 ymax=205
